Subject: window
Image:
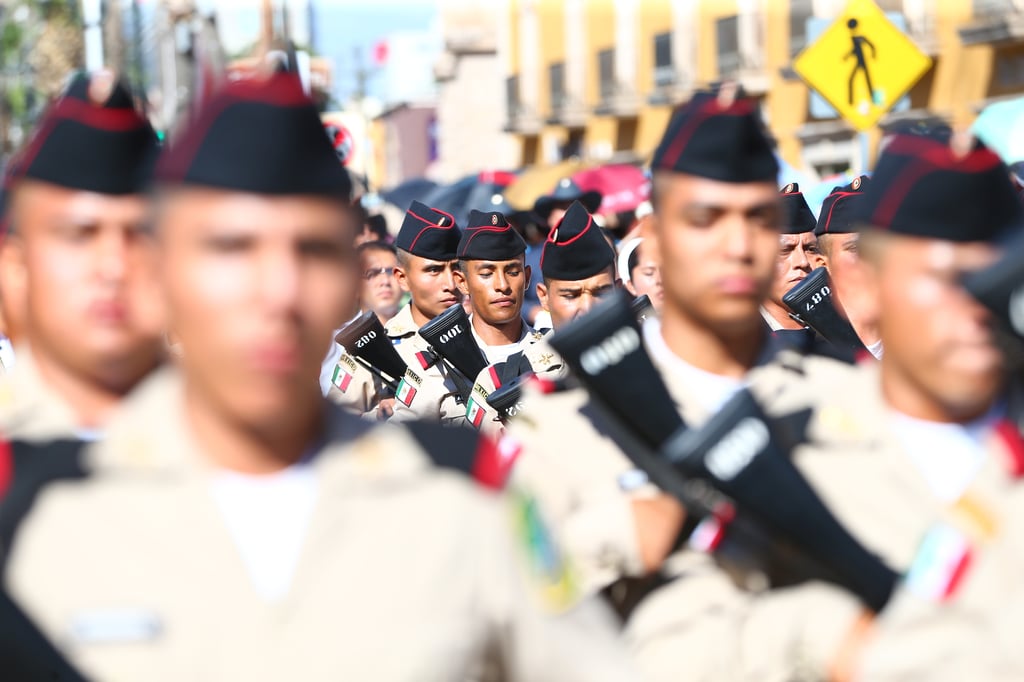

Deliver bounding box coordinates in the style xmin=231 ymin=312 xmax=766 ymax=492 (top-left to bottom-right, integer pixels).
xmin=653 ymin=32 xmax=674 ymax=87
xmin=561 ymin=128 xmax=584 ymax=159
xmin=716 ymin=15 xmax=740 ymax=78
xmin=598 ymin=48 xmax=616 ymax=100
xmin=616 ymin=116 xmax=638 ymax=152
xmin=790 ymin=0 xmax=813 ymax=56
xmin=549 ymin=62 xmax=565 ymax=110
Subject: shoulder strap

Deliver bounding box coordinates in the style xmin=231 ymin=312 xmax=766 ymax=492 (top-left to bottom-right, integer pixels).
xmin=0 ymin=587 xmax=90 ymax=681
xmin=0 ymin=439 xmax=88 ymax=575
xmin=403 ymin=422 xmax=518 ymax=491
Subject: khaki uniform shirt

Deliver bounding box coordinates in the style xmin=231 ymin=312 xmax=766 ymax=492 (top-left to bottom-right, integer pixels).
xmin=6 ymin=368 xmax=641 ymax=682
xmin=507 ymin=318 xmax=874 ymax=680
xmin=325 ymin=305 xmax=419 ymax=418
xmin=390 ymin=320 xmax=539 ymax=428
xmin=512 ymin=316 xmax=1024 ymax=680
xmin=468 ymin=338 xmax=566 ymax=437
xmin=0 ymin=346 xmax=84 ymax=441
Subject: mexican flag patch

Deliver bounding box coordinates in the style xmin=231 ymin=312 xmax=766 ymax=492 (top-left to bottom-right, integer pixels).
xmin=332 ymin=365 xmax=353 ymax=393
xmin=905 ymin=523 xmax=973 ymax=602
xmin=466 ymin=396 xmax=485 ymax=429
xmin=396 ymin=378 xmax=418 ymax=407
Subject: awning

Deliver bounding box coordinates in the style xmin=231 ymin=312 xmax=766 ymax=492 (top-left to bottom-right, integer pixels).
xmin=503 ymin=158 xmax=589 ymax=210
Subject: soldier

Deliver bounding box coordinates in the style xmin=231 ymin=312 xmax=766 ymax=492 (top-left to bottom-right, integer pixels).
xmin=814 ymin=175 xmax=882 ymax=357
xmin=506 ymin=87 xmax=867 ymax=675
xmin=760 ymin=183 xmax=821 ymax=334
xmin=390 ymin=209 xmax=542 ymax=426
xmin=467 ymin=200 xmax=617 ymax=433
xmin=0 ymin=72 xmax=163 ymax=440
xmin=2 ymin=73 xmax=640 ymax=681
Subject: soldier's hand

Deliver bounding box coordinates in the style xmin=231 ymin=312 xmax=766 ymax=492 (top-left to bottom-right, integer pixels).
xmin=377 ymin=398 xmax=396 ymax=420
xmin=631 ymin=494 xmax=686 ymax=573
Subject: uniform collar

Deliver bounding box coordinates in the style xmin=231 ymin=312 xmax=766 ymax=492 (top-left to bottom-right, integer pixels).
xmin=384 ymin=303 xmax=419 ymax=339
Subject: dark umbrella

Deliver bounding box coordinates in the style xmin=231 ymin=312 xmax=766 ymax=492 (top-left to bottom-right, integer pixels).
xmin=380 ymin=177 xmax=439 ymax=211
xmin=424 ymin=171 xmax=517 ymax=225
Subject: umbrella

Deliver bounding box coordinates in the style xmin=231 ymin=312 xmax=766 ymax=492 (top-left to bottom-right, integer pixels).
xmin=973 ymin=96 xmax=1024 ymax=164
xmin=570 ymin=164 xmax=650 ymax=215
xmin=380 ymin=178 xmax=438 ymax=211
xmin=423 ymin=171 xmax=517 ymax=225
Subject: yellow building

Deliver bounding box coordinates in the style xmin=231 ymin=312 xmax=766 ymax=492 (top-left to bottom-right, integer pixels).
xmin=501 ymin=0 xmax=1024 ymax=179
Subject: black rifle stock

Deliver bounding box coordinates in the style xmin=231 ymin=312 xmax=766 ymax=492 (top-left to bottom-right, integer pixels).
xmin=963 ymin=232 xmax=1024 ymax=369
xmin=631 ymin=294 xmax=654 ymax=322
xmin=485 ymin=373 xmax=532 ymax=420
xmin=418 ymin=304 xmax=490 ymax=402
xmin=548 ymin=290 xmax=898 ymax=612
xmin=335 ymin=311 xmax=407 ymax=393
xmin=782 ymin=267 xmax=867 ymax=354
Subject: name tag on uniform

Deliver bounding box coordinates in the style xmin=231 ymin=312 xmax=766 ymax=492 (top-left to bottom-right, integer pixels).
xmin=68 ymin=608 xmax=163 ymax=644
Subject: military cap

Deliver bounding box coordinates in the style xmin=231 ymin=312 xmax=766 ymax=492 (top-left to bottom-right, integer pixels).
xmin=5 ymin=72 xmax=157 ymax=196
xmin=534 ymin=177 xmax=602 ymax=219
xmin=156 ymin=73 xmax=351 ymax=200
xmin=779 ymin=183 xmax=817 ymax=234
xmin=540 ymin=200 xmax=615 ymax=281
xmin=395 ymin=200 xmax=461 ymax=261
xmin=815 ymin=175 xmax=870 ymax=236
xmin=651 ymin=89 xmax=778 ymax=183
xmin=853 ymin=135 xmax=1022 ymax=243
xmin=457 ymin=210 xmax=527 ymax=260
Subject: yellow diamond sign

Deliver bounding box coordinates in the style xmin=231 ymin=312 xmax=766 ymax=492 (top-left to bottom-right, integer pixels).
xmin=793 ymin=0 xmax=932 ymax=131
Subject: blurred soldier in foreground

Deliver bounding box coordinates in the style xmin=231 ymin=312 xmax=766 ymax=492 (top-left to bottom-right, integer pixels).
xmin=0 ymin=72 xmax=163 ymax=440
xmin=760 ymin=183 xmax=822 ymax=334
xmin=2 ymin=73 xmax=638 ymax=681
xmin=815 ymin=175 xmax=882 ymax=357
xmin=468 ymin=200 xmax=617 ymax=433
xmin=507 ymin=88 xmax=865 ymax=676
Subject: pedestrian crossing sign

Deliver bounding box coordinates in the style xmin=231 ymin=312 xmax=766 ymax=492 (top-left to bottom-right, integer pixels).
xmin=793 ymin=0 xmax=932 ymax=131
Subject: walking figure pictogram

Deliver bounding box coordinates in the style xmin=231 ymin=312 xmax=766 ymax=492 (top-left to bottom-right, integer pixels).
xmin=845 ymin=18 xmax=877 ymax=106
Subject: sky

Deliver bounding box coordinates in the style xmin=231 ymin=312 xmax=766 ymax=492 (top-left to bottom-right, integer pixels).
xmin=207 ymin=0 xmax=440 ymax=104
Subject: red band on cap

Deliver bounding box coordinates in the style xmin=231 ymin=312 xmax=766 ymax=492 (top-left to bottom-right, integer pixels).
xmin=51 ymin=97 xmax=148 ymax=132
xmin=0 ymin=439 xmax=12 ymax=500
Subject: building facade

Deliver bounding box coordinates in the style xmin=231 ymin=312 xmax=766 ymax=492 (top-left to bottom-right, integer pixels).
xmin=502 ymin=0 xmax=1024 ymax=177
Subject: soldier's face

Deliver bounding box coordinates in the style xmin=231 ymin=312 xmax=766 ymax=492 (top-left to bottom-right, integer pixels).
xmin=454 ymin=257 xmax=530 ymax=327
xmin=538 ymin=268 xmax=616 ymax=329
xmin=394 ymin=253 xmax=461 ymax=322
xmin=157 ymin=189 xmax=357 ymax=425
xmin=3 ymin=181 xmax=163 ymax=390
xmin=871 ymin=236 xmax=1002 ymax=421
xmin=649 ymin=174 xmax=780 ymax=335
xmin=822 ymin=232 xmax=878 ymax=342
xmin=625 ymin=250 xmax=664 ymax=312
xmin=359 ymin=247 xmax=400 ymax=322
xmin=770 ymin=232 xmax=820 ymax=306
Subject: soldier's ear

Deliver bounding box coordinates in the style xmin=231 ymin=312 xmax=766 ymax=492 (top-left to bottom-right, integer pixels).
xmin=452 ymin=267 xmax=469 ymax=296
xmin=536 ymin=282 xmax=549 ymax=312
xmin=524 ymin=264 xmax=532 ymax=288
xmin=393 ymin=265 xmax=410 ymax=293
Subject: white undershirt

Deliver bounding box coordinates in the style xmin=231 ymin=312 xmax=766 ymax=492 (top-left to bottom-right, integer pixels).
xmin=866 ymin=339 xmax=884 ymax=359
xmin=643 ymin=317 xmax=747 ymax=413
xmin=889 ymin=407 xmax=1000 ymax=502
xmin=471 ymin=319 xmax=532 ymax=365
xmin=210 ymin=461 xmax=319 ymax=602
